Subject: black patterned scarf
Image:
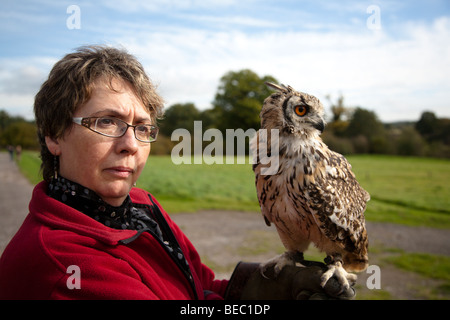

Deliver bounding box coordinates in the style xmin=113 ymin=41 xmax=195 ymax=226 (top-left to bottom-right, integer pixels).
xmin=47 ymin=176 xmax=162 ymax=237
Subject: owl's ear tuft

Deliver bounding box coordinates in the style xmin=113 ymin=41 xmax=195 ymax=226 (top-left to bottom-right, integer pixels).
xmin=265 ymin=82 xmax=283 ymax=91
xmin=265 ymin=82 xmax=294 ymax=94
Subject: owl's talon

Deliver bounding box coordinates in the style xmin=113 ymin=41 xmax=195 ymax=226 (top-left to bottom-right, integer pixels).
xmin=259 ymin=267 xmax=270 ymax=279
xmin=320 ymin=261 xmax=357 ymax=294
xmin=259 ymin=251 xmax=301 ymax=279
xmin=273 ymin=264 xmax=283 ymax=276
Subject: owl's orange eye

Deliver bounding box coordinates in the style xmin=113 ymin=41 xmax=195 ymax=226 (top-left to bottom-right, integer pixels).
xmin=294 ymin=105 xmax=307 ymax=117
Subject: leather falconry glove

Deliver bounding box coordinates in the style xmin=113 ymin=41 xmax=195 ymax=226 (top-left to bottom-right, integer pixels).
xmin=224 ymin=261 xmax=356 ymax=300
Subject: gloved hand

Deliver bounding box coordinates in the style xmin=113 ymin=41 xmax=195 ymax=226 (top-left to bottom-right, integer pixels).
xmin=224 ymin=261 xmax=356 ymax=300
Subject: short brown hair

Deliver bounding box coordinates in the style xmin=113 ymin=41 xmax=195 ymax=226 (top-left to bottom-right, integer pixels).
xmin=34 ymin=45 xmax=164 ymax=182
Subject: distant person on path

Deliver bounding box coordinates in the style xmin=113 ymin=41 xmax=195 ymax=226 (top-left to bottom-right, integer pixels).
xmin=0 ymin=45 xmax=354 ymax=300
xmin=15 ymin=145 xmax=22 ymax=163
xmin=7 ymin=145 xmax=14 ymax=161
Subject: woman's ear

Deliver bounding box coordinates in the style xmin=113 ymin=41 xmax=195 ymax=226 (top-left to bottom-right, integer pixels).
xmin=45 ymin=136 xmax=61 ymax=156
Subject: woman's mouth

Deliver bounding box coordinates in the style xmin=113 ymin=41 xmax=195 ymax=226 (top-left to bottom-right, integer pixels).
xmin=104 ymin=167 xmax=135 ymax=178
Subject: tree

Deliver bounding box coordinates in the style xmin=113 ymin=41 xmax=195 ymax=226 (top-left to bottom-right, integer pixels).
xmin=345 ymin=108 xmax=383 ymax=138
xmin=345 ymin=107 xmax=387 ymax=153
xmin=212 ymin=69 xmax=278 ymax=132
xmin=0 ymin=110 xmax=39 ymax=149
xmin=0 ymin=110 xmax=24 ymax=131
xmin=159 ymin=103 xmax=201 ymax=137
xmin=395 ymin=126 xmax=426 ymax=156
xmin=415 ymin=111 xmax=450 ymax=147
xmin=1 ymin=121 xmax=38 ymax=149
xmin=415 ymin=111 xmax=438 ymax=140
xmin=325 ymin=94 xmax=351 ymax=136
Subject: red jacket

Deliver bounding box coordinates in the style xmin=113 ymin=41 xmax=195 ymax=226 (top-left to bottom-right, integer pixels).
xmin=0 ymin=182 xmax=228 ymax=299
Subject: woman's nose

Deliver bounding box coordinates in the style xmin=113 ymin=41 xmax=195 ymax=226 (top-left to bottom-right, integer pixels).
xmin=117 ymin=126 xmax=139 ymax=154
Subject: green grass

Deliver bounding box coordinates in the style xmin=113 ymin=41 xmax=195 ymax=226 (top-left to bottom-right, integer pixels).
xmin=347 ymin=155 xmax=450 ymax=228
xmin=384 ymin=252 xmax=450 ymax=281
xmin=349 ymin=155 xmax=449 ymax=213
xmin=18 ymin=152 xmax=450 ymax=228
xmin=383 ymin=251 xmax=450 ymax=299
xmin=139 ymin=155 xmax=259 ymax=213
xmin=142 ymin=155 xmax=450 ymax=228
xmin=17 ymin=151 xmax=42 ymax=185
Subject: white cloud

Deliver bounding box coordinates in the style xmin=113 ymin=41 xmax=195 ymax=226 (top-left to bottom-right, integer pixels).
xmin=173 ymin=13 xmax=280 ymax=28
xmin=117 ymin=16 xmax=450 ymax=122
xmin=2 ymin=8 xmax=449 ymax=123
xmin=0 ymin=56 xmax=56 ymax=119
xmin=0 ymin=66 xmax=43 ymax=94
xmin=0 ymin=94 xmax=35 ymax=120
xmin=98 ymin=0 xmax=248 ymax=13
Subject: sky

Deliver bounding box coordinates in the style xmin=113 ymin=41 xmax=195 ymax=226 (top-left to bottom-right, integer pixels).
xmin=0 ymin=0 xmax=449 ymax=123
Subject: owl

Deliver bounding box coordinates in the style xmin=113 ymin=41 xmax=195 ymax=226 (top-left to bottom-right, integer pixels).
xmin=250 ymin=82 xmax=369 ymax=291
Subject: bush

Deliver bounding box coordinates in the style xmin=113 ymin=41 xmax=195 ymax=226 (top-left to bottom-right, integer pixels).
xmin=150 ymin=134 xmax=176 ymax=155
xmin=322 ymin=132 xmax=354 ymax=154
xmin=351 ymin=135 xmax=369 ymax=153
xmin=395 ymin=127 xmax=426 ymax=156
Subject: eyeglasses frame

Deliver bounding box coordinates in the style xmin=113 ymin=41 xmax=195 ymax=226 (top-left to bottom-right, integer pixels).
xmin=72 ymin=116 xmax=159 ymax=143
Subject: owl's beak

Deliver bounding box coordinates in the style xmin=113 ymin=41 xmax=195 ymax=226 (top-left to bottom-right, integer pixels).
xmin=313 ymin=120 xmax=325 ymax=133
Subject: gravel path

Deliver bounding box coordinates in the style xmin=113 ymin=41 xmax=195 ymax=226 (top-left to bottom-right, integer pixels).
xmin=172 ymin=211 xmax=450 ymax=258
xmin=0 ymin=153 xmax=33 ymax=254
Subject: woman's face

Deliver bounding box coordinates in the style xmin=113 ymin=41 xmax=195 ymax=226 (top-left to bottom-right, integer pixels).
xmin=46 ymin=77 xmax=152 ymax=206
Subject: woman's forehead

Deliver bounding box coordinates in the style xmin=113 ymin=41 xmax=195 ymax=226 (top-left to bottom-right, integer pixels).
xmin=78 ymin=77 xmax=151 ymax=121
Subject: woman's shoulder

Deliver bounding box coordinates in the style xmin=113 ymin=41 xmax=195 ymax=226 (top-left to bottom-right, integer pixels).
xmin=129 ymin=187 xmax=154 ymax=204
xmin=129 ymin=188 xmax=168 ymax=216
xmin=129 ymin=187 xmax=175 ymax=226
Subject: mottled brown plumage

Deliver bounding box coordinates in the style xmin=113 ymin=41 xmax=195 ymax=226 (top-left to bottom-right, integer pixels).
xmin=250 ymin=83 xmax=369 ymax=289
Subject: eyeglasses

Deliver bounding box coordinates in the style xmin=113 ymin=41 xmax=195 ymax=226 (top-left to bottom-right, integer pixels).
xmin=72 ymin=117 xmax=159 ymax=143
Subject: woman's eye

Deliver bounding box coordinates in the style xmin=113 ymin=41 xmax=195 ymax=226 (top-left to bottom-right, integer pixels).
xmin=136 ymin=125 xmax=150 ymax=133
xmin=97 ymin=118 xmax=116 ymax=126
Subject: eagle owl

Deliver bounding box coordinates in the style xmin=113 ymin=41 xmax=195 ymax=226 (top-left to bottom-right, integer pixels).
xmin=250 ymin=82 xmax=369 ymax=290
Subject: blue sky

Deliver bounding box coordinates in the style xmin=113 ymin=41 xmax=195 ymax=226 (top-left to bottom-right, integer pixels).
xmin=1 ymin=0 xmax=449 ymax=122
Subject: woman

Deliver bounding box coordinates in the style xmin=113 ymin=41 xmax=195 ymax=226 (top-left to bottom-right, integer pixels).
xmin=0 ymin=46 xmax=354 ymax=300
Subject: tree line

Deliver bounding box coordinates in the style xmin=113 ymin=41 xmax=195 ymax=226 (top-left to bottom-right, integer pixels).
xmin=1 ymin=68 xmax=449 ymax=158
xmin=157 ymin=69 xmax=450 ymax=158
xmin=0 ymin=111 xmax=38 ymax=150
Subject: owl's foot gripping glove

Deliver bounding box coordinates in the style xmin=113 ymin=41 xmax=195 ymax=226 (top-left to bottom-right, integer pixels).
xmin=224 ymin=262 xmax=356 ymax=300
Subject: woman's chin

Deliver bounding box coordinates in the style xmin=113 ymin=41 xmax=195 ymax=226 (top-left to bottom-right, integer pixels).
xmin=97 ymin=183 xmax=133 ymax=206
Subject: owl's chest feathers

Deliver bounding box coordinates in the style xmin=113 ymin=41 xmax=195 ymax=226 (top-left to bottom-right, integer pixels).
xmin=277 ymin=135 xmax=329 ymax=184
xmin=260 ymin=136 xmax=330 ymax=233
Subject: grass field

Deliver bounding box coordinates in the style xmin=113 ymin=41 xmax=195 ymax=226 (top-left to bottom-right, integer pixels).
xmin=18 ymin=151 xmax=450 ymax=228
xmin=347 ymin=155 xmax=450 ymax=229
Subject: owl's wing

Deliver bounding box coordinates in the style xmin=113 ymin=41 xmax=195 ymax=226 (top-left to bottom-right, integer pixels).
xmin=254 ymin=165 xmax=273 ymax=227
xmin=252 ymin=130 xmax=282 ymax=228
xmin=305 ymin=151 xmax=370 ymax=254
